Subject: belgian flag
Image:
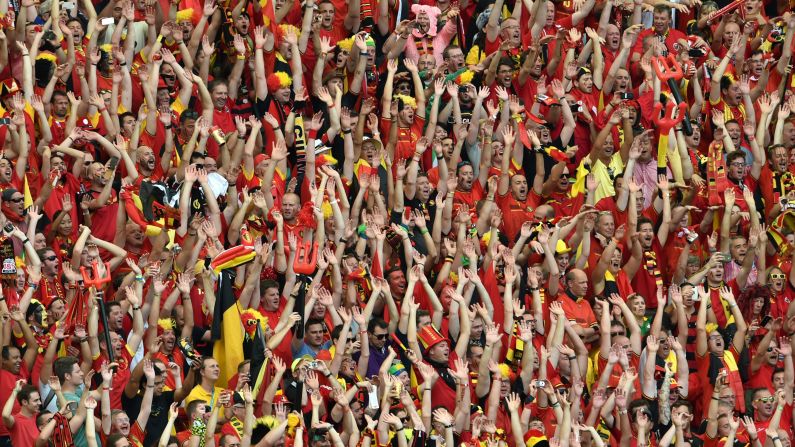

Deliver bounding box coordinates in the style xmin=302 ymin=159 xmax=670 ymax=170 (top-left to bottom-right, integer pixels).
xmin=212 ymin=269 xmax=245 ymax=388
xmin=250 ymin=323 xmax=269 ymax=396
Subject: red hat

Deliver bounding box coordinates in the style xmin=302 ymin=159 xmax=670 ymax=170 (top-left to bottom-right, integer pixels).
xmin=417 ymin=325 xmax=450 ymax=351
xmin=254 ymin=153 xmax=270 ymax=166
xmin=0 ymin=79 xmax=19 ymax=97
xmin=524 ymin=429 xmax=549 ymax=447
xmin=526 ymin=113 xmax=547 ymax=125
xmin=273 ymin=390 xmax=290 ymax=404
xmin=157 ymin=78 xmax=168 ymax=90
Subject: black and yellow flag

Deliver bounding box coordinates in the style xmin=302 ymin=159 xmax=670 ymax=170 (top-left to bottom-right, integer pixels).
xmin=212 ymin=269 xmax=245 ymax=388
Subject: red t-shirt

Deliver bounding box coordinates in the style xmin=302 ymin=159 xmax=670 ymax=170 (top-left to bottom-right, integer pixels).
xmin=0 ymin=364 xmax=28 ymax=437
xmin=497 ymin=190 xmax=541 ymax=243
xmin=93 ymin=345 xmax=134 ymax=410
xmin=88 ymin=189 xmax=120 ymax=243
xmin=9 ymin=412 xmax=39 ymax=446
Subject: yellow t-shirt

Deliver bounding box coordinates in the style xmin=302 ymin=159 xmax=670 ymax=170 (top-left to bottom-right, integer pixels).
xmin=185 ymin=385 xmax=226 ymax=407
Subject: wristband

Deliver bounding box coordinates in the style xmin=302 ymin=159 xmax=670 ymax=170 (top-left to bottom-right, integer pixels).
xmin=0 ymin=297 xmax=5 ymax=302
xmin=164 ymin=124 xmax=172 ymax=129
xmin=146 ymin=384 xmax=155 ymax=388
xmin=420 ymin=228 xmax=429 ymax=235
xmin=134 ymin=275 xmax=144 ymax=282
xmin=236 ymin=54 xmax=246 ymax=60
xmin=342 ymin=128 xmax=352 ymax=135
xmin=324 ymin=372 xmax=332 ymax=377
xmin=157 ymin=35 xmax=163 ymax=43
xmin=120 ymin=61 xmax=127 ymax=66
xmin=22 ymin=238 xmax=30 ymax=245
xmin=27 ymin=283 xmax=38 ymax=290
xmin=132 ymin=306 xmax=141 ymax=311
xmin=339 ymin=238 xmax=348 ymax=244
xmin=444 ymin=256 xmax=454 ymax=263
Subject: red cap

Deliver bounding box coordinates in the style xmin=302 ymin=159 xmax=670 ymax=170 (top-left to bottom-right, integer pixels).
xmin=254 ymin=153 xmax=270 ymax=166
xmin=417 ymin=325 xmax=450 ymax=351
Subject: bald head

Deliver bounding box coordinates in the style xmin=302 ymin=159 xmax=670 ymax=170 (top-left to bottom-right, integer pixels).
xmin=565 ymin=269 xmax=588 ymax=297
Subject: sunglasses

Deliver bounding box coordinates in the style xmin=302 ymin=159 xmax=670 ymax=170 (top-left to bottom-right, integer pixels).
xmin=755 ymin=396 xmax=775 ymax=403
xmin=372 ymin=334 xmax=388 ymax=340
xmin=767 ymin=347 xmax=775 ymax=352
xmin=770 ymin=273 xmax=786 ymax=280
xmin=8 ymin=197 xmax=23 ymax=203
xmin=610 ymin=332 xmax=624 ymax=337
xmin=44 ymin=256 xmax=58 ymax=261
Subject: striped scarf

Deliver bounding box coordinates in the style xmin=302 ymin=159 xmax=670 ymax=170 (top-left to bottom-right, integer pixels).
xmin=50 ymin=413 xmax=74 ymax=447
xmin=644 ymin=250 xmax=664 ymax=289
xmin=706 ymin=140 xmax=727 ymax=206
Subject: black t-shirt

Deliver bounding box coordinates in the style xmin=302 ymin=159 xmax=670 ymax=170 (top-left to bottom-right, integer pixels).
xmin=121 ymin=389 xmax=175 ymax=447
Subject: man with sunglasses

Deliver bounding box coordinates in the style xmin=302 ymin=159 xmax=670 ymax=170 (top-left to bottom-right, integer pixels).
xmin=36 ymin=248 xmax=65 ymax=306
xmin=748 ymin=387 xmax=795 ymax=444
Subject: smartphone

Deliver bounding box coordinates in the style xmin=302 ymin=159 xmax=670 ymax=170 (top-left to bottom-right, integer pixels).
xmin=3 ymin=224 xmax=13 ymax=234
xmin=0 ymin=118 xmax=10 ymax=125
xmin=104 ymin=156 xmax=119 ymax=181
xmin=760 ymin=315 xmax=773 ymax=327
xmin=535 ymin=379 xmax=546 ymax=388
xmin=43 ymin=30 xmax=56 ymax=41
xmin=62 ymin=1 xmax=76 ymax=9
xmin=620 ymin=92 xmax=634 ymax=100
xmin=100 ymin=17 xmax=115 ymax=26
xmin=688 ymin=48 xmax=705 ymax=58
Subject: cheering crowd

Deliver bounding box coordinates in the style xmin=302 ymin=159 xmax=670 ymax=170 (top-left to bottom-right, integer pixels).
xmin=1 ymin=0 xmax=795 ymax=445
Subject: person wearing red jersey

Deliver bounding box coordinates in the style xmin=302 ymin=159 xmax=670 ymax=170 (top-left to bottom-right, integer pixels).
xmin=88 ymin=285 xmax=145 ymax=411
xmin=1 ymin=381 xmax=42 ymax=447
xmin=695 ymin=285 xmax=748 ymax=415
xmin=632 ymin=5 xmax=687 ymax=58
xmin=102 ymin=359 xmax=156 ymax=447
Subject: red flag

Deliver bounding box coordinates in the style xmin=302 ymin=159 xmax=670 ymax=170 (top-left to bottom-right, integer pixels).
xmin=260 ymin=0 xmax=277 ymax=35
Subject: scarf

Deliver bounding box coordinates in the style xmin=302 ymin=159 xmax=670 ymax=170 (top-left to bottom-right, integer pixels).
xmin=643 ymin=250 xmax=664 ymax=290
xmin=706 ymin=140 xmax=728 ymax=206
xmin=50 ymin=412 xmax=74 ymax=447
